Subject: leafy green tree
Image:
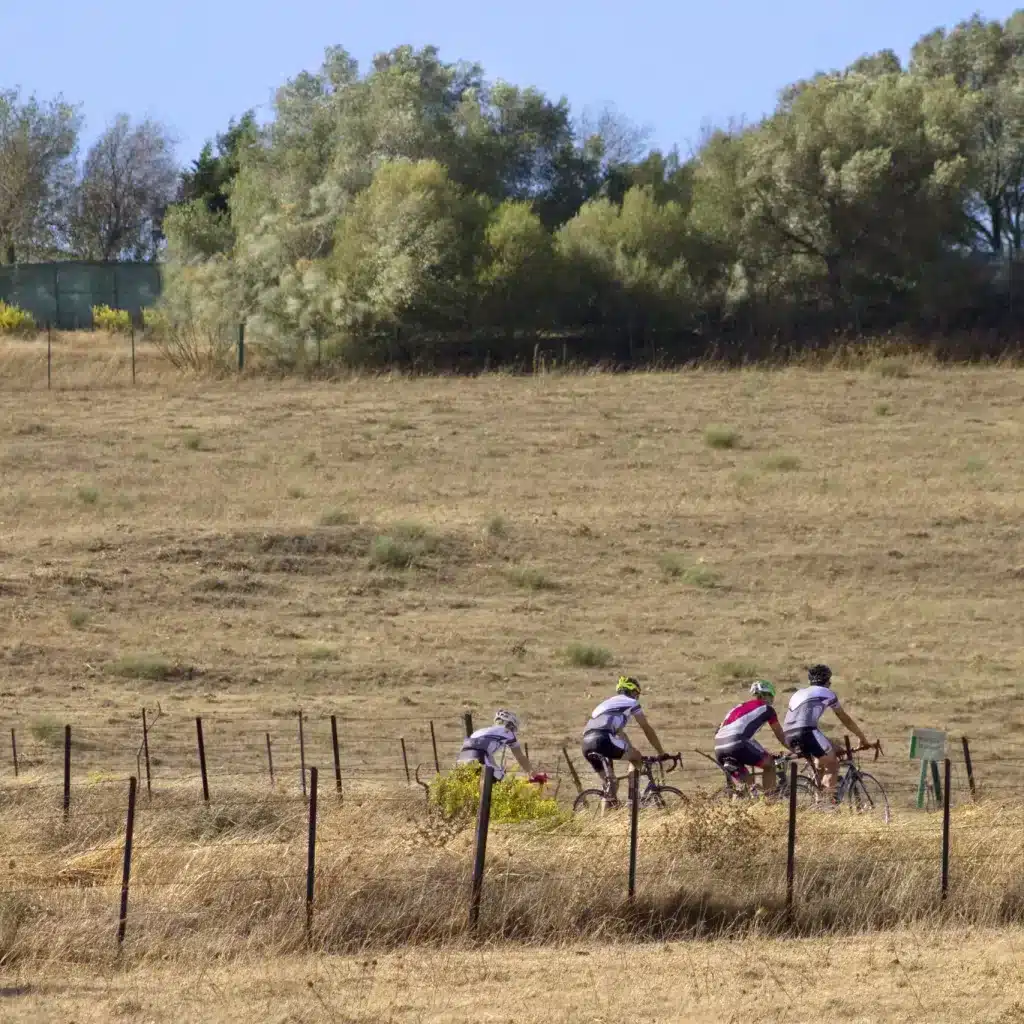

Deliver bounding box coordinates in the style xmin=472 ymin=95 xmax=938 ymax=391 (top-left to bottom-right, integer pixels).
xmin=0 ymin=88 xmax=81 ymax=263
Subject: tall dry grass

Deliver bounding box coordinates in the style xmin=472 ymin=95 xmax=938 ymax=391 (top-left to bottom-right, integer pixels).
xmin=2 ymin=776 xmax=1023 ymax=966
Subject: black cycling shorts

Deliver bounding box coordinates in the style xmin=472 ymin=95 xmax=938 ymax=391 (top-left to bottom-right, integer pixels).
xmin=581 ymin=730 xmax=626 ymax=773
xmin=785 ymin=728 xmax=833 ymax=759
xmin=714 ymin=738 xmax=770 ymax=770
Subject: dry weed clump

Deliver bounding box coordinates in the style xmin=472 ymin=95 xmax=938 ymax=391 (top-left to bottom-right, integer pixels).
xmin=2 ymin=779 xmax=1023 ymax=965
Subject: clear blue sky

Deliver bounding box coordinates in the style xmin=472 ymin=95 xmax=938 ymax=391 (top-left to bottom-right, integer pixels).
xmin=6 ymin=1 xmax=1022 ymax=164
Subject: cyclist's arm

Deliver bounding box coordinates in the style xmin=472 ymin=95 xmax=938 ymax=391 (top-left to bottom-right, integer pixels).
xmin=509 ymin=744 xmax=533 ymax=775
xmin=633 ymin=711 xmax=666 ymax=756
xmin=769 ymin=718 xmax=788 ymax=748
xmin=833 ymin=707 xmax=870 ymax=748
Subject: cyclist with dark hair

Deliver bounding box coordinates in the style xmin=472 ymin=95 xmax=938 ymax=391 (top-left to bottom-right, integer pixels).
xmin=581 ymin=675 xmax=668 ymax=804
xmin=783 ymin=664 xmax=872 ymax=799
xmin=714 ymin=680 xmax=790 ymax=794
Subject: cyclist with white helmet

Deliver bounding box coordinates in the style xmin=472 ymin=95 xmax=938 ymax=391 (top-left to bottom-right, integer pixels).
xmin=581 ymin=676 xmax=668 ymax=803
xmin=714 ymin=680 xmax=790 ymax=794
xmin=783 ymin=664 xmax=872 ymax=799
xmin=457 ymin=709 xmax=541 ymax=782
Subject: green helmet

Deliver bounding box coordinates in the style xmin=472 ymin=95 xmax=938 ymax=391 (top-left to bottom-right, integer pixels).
xmin=749 ymin=679 xmax=776 ymax=702
xmin=616 ymin=675 xmax=641 ymax=698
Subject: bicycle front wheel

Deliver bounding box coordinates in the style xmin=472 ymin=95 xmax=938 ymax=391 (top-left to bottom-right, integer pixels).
xmin=640 ymin=785 xmax=687 ymax=813
xmin=573 ymin=789 xmax=615 ymax=815
xmin=843 ymin=772 xmax=891 ymax=824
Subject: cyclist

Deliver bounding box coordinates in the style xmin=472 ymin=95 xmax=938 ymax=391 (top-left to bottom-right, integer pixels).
xmin=783 ymin=664 xmax=873 ymax=799
xmin=714 ymin=680 xmax=790 ymax=794
xmin=581 ymin=675 xmax=668 ymax=804
xmin=457 ymin=709 xmax=544 ymax=783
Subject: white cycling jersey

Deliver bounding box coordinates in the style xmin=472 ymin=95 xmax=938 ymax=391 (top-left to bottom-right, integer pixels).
xmin=584 ymin=695 xmax=642 ymax=737
xmin=457 ymin=724 xmax=519 ymax=780
xmin=783 ymin=685 xmax=841 ymax=732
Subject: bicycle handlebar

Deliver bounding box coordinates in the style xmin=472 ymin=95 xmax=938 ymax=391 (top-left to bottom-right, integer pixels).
xmin=644 ymin=752 xmax=681 ymax=773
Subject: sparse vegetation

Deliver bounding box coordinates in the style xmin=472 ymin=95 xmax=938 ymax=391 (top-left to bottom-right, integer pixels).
xmin=565 ymin=642 xmax=612 ymax=668
xmin=77 ymin=485 xmax=99 ymax=505
xmin=67 ymin=607 xmax=89 ymax=629
xmin=319 ymin=508 xmax=352 ymax=526
xmin=506 ymin=566 xmax=556 ymax=590
xmin=658 ymin=552 xmax=687 ymax=578
xmin=485 ymin=513 xmax=509 ymax=539
xmin=714 ymin=659 xmax=762 ymax=681
xmin=762 ymin=453 xmax=801 ymax=471
xmin=108 ymin=654 xmax=174 ymax=680
xmin=183 ymin=432 xmax=203 ymax=451
xmin=682 ymin=563 xmax=721 ymax=588
xmin=704 ymin=426 xmax=740 ymax=450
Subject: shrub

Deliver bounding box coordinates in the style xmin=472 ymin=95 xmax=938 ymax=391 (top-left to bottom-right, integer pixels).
xmin=658 ymin=552 xmax=687 ymax=578
xmin=369 ymin=522 xmax=437 ymax=569
xmin=0 ymin=301 xmax=36 ymax=336
xmin=485 ymin=514 xmax=509 ymax=539
xmin=91 ymin=305 xmax=131 ymax=334
xmin=704 ymin=426 xmax=740 ymax=449
xmin=77 ymin=485 xmax=100 ymax=505
xmin=108 ymin=654 xmax=174 ymax=680
xmin=506 ymin=566 xmax=555 ymax=591
xmin=319 ymin=509 xmax=352 ymax=526
xmin=30 ymin=716 xmax=63 ymax=745
xmin=67 ymin=607 xmax=89 ymax=629
xmin=565 ymin=642 xmax=612 ymax=668
xmin=682 ymin=564 xmax=721 ymax=588
xmin=428 ymin=762 xmax=566 ymax=824
xmin=762 ymin=453 xmax=801 ymax=472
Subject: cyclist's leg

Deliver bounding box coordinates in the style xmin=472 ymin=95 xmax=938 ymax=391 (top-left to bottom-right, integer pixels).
xmin=715 ymin=746 xmax=751 ymax=790
xmin=812 ymin=730 xmax=840 ymax=795
xmin=583 ymin=732 xmax=625 ymax=800
xmin=750 ymin=742 xmax=776 ymax=793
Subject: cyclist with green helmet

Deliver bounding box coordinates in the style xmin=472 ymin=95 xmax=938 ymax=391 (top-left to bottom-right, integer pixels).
xmin=713 ymin=680 xmax=790 ymax=794
xmin=581 ymin=675 xmax=669 ymax=803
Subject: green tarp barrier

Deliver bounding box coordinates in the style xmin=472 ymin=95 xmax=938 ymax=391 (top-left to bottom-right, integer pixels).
xmin=0 ymin=262 xmax=162 ymax=329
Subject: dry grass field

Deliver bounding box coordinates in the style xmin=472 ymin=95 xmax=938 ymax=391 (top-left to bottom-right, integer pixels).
xmin=2 ymin=335 xmax=1024 ymax=1020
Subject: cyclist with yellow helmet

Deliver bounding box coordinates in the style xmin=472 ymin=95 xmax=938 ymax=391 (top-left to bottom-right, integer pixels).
xmin=581 ymin=676 xmax=669 ymax=803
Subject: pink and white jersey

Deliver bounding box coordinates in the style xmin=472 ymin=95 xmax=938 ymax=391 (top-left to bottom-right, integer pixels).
xmin=714 ymin=698 xmax=777 ymax=747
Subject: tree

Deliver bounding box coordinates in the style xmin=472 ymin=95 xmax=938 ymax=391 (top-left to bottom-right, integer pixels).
xmin=178 ymin=111 xmax=259 ymax=215
xmin=739 ymin=70 xmax=974 ymax=317
xmin=68 ymin=115 xmax=178 ymax=261
xmin=911 ymin=13 xmax=1024 ymax=256
xmin=0 ymin=88 xmax=81 ymax=263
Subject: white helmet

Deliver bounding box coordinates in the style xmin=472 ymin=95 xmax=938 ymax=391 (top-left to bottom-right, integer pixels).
xmin=494 ymin=708 xmax=519 ymax=732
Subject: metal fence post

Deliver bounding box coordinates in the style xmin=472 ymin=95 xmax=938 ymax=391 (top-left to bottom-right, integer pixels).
xmin=961 ymin=736 xmax=976 ymax=801
xmin=786 ymin=762 xmax=797 ymax=910
xmin=196 ymin=716 xmax=209 ymax=804
xmin=463 ymin=712 xmax=474 ymax=738
xmin=400 ymin=738 xmax=411 ymax=784
xmin=941 ymin=757 xmax=951 ymax=900
xmin=117 ymin=776 xmax=138 ymax=945
xmin=141 ymin=708 xmax=152 ymax=799
xmin=627 ymin=767 xmax=639 ymax=902
xmin=330 ymin=715 xmax=342 ymax=798
xmin=237 ymin=323 xmax=245 ymax=372
xmin=298 ymin=710 xmax=307 ymax=801
xmin=429 ymin=721 xmax=440 ymax=774
xmin=63 ymin=725 xmax=71 ymax=819
xmin=469 ymin=765 xmax=495 ymax=932
xmin=265 ymin=732 xmax=275 ymax=787
xmin=10 ymin=728 xmax=17 ymax=777
xmin=305 ymin=766 xmax=318 ymax=945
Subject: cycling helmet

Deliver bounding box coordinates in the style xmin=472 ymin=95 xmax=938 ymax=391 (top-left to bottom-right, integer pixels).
xmin=616 ymin=675 xmax=641 ymax=697
xmin=494 ymin=709 xmax=519 ymax=732
xmin=750 ymin=679 xmax=776 ymax=702
xmin=807 ymin=664 xmax=832 ymax=686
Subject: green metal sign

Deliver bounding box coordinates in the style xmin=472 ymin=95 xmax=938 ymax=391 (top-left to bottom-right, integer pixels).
xmin=909 ymin=728 xmax=947 ymax=810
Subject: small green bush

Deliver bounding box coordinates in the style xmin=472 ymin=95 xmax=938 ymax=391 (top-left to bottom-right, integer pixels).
xmin=30 ymin=716 xmax=64 ymax=745
xmin=92 ymin=304 xmax=132 ymax=334
xmin=565 ymin=642 xmax=612 ymax=668
xmin=658 ymin=552 xmax=687 ymax=578
xmin=67 ymin=607 xmax=89 ymax=629
xmin=682 ymin=564 xmax=721 ymax=589
xmin=762 ymin=453 xmax=801 ymax=472
xmin=369 ymin=521 xmax=437 ymax=569
xmin=108 ymin=654 xmax=174 ymax=680
xmin=0 ymin=301 xmax=36 ymax=336
xmin=485 ymin=514 xmax=509 ymax=539
xmin=77 ymin=485 xmax=100 ymax=505
xmin=429 ymin=762 xmax=566 ymax=824
xmin=705 ymin=426 xmax=740 ymax=449
xmin=319 ymin=509 xmax=352 ymax=526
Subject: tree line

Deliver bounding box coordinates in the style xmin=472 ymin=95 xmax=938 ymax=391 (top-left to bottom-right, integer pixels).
xmin=7 ymin=12 xmax=1024 ymax=364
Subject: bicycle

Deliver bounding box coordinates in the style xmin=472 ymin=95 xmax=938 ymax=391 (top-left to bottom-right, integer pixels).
xmin=798 ymin=741 xmax=891 ymax=823
xmin=572 ymin=753 xmax=685 ymax=815
xmin=698 ymin=750 xmax=818 ymax=805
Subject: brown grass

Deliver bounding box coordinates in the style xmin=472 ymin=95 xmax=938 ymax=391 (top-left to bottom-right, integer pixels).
xmin=3 ymin=337 xmax=1024 ymax=1015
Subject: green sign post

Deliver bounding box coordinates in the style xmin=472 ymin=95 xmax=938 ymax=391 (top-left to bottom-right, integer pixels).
xmin=909 ymin=728 xmax=947 ymax=810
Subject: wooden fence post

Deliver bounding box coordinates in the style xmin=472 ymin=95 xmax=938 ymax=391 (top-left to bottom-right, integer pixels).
xmin=468 ymin=765 xmax=495 ymax=932
xmin=961 ymin=736 xmax=976 ymax=801
xmin=265 ymin=732 xmax=274 ymax=787
xmin=561 ymin=747 xmax=582 ymax=795
xmin=463 ymin=712 xmax=474 ymax=738
xmin=400 ymin=738 xmax=410 ymax=785
xmin=10 ymin=728 xmax=17 ymax=778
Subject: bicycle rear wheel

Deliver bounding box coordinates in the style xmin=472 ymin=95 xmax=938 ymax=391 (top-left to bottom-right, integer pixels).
xmin=640 ymin=785 xmax=686 ymax=813
xmin=843 ymin=771 xmax=891 ymax=823
xmin=573 ymin=789 xmax=615 ymax=815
